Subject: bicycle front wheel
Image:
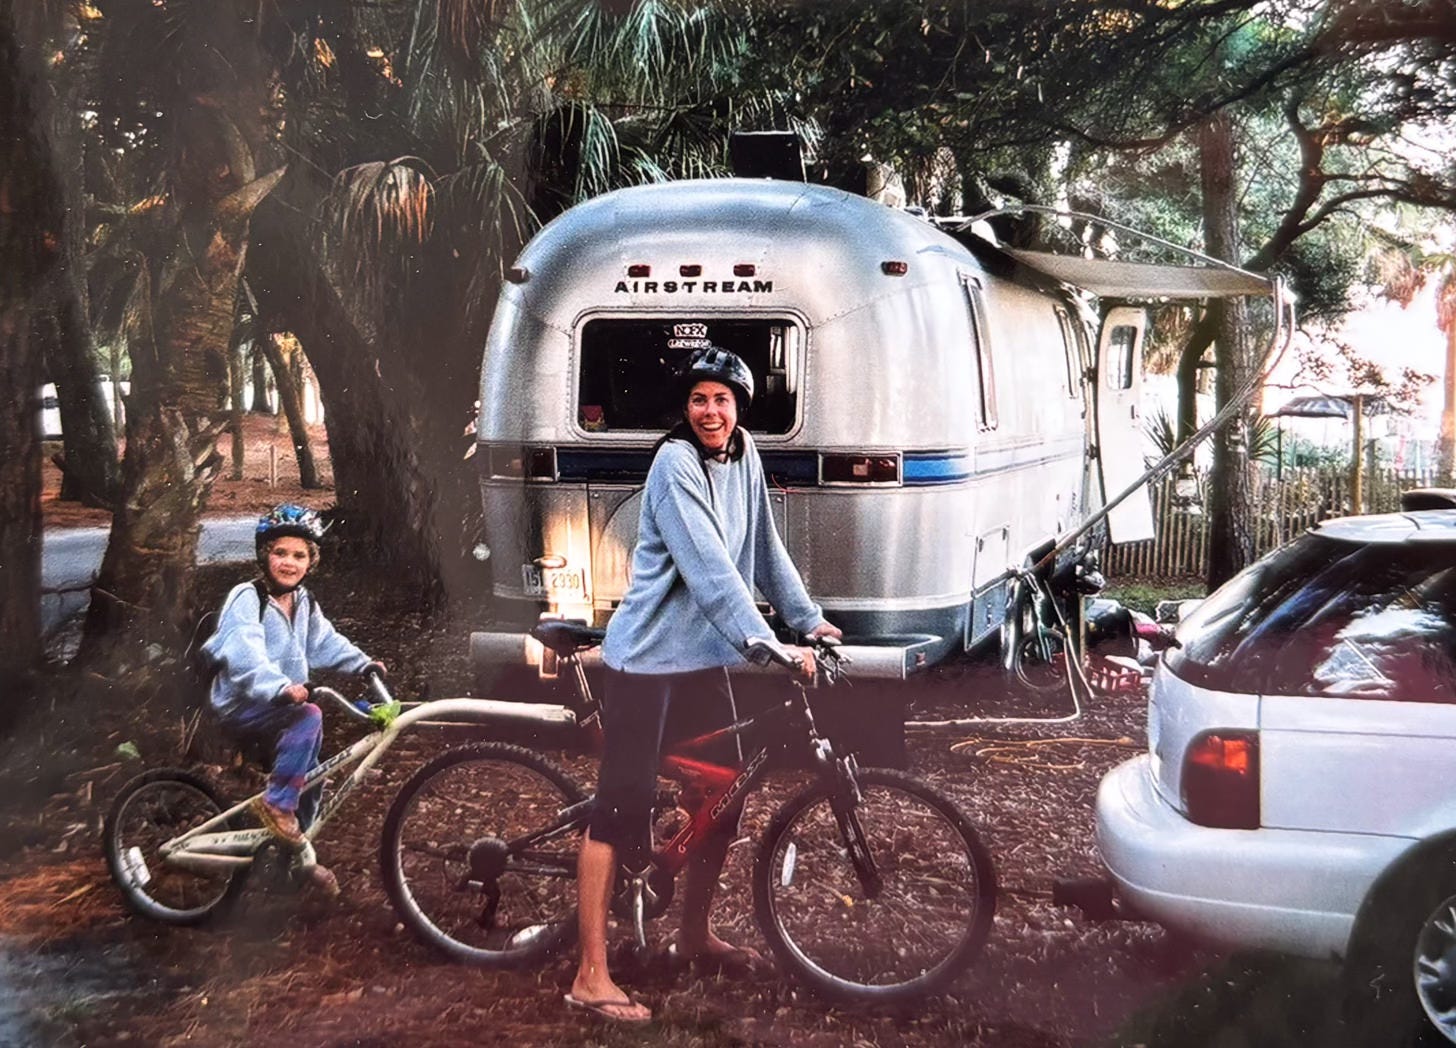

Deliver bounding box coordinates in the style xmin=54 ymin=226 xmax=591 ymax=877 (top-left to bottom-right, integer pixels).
xmin=380 ymin=742 xmax=587 ymax=967
xmin=753 ymin=768 xmax=996 ymax=1003
xmin=103 ymin=769 xmax=246 ymax=925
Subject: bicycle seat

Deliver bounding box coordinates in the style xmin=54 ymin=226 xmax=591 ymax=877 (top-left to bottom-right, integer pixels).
xmin=530 ymin=620 xmax=607 ymax=656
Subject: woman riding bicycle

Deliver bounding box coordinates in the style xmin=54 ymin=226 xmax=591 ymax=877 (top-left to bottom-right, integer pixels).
xmin=568 ymin=345 xmax=841 ymax=1023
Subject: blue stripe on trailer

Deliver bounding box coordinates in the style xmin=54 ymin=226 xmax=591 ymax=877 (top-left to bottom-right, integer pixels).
xmin=903 ymin=452 xmax=972 ymax=485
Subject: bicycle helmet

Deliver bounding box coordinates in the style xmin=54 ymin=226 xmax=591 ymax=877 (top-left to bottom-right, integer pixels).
xmin=678 ymin=345 xmax=754 ymax=410
xmin=255 ymin=503 xmax=327 ymax=558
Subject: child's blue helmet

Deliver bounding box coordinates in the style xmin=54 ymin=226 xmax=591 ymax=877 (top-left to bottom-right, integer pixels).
xmin=255 ymin=503 xmax=327 ymax=556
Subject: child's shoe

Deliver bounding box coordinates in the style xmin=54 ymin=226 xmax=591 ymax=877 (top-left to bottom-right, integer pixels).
xmin=252 ymin=797 xmax=304 ymax=846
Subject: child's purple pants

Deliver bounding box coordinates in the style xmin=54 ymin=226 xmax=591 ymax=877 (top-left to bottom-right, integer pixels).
xmin=220 ymin=701 xmax=324 ymax=827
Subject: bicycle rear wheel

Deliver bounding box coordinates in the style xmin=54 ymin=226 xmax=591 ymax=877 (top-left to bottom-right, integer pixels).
xmin=753 ymin=767 xmax=996 ymax=1003
xmin=380 ymin=742 xmax=587 ymax=967
xmin=103 ymin=769 xmax=246 ymax=925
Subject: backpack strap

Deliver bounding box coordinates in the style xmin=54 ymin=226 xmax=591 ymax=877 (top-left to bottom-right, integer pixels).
xmin=252 ymin=577 xmax=269 ymax=622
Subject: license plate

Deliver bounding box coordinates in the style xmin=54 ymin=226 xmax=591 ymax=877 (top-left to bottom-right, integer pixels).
xmin=521 ymin=564 xmax=585 ymax=600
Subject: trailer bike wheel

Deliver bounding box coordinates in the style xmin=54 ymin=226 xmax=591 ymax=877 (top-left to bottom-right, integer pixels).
xmin=753 ymin=767 xmax=996 ymax=1004
xmin=380 ymin=742 xmax=587 ymax=968
xmin=103 ymin=769 xmax=247 ymax=925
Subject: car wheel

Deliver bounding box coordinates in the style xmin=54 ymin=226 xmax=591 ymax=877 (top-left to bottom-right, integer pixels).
xmin=1345 ymin=860 xmax=1456 ymax=1047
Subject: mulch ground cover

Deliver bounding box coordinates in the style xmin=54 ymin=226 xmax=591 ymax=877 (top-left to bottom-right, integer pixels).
xmin=1 ymin=558 xmax=1351 ymax=1047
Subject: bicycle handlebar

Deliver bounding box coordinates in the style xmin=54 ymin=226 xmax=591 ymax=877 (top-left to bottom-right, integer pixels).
xmin=744 ymin=636 xmax=849 ymax=684
xmin=310 ymin=670 xmax=398 ymax=722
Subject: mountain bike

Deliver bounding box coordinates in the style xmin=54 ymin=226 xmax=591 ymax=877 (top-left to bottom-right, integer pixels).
xmin=380 ymin=623 xmax=997 ymax=1004
xmin=102 ymin=672 xmax=574 ymax=924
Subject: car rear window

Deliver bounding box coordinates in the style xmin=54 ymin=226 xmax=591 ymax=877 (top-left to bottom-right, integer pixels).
xmin=1166 ymin=534 xmax=1456 ymax=702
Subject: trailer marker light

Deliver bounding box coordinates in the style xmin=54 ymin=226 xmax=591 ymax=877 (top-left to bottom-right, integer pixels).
xmin=733 ymin=263 xmax=756 ymax=277
xmin=627 ymin=264 xmax=651 ymax=278
xmin=679 ymin=264 xmax=702 ymax=277
xmin=881 ymin=260 xmax=909 ymax=276
xmin=820 ymin=453 xmax=901 ymax=485
xmin=505 ymin=266 xmax=529 ymax=284
xmin=489 ymin=445 xmax=558 ymax=481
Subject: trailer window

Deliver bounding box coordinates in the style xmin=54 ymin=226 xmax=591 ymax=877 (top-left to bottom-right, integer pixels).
xmin=576 ymin=318 xmax=800 ymax=435
xmin=1055 ymin=308 xmax=1082 ymax=399
xmin=961 ymin=275 xmax=997 ymax=430
xmin=1106 ymin=325 xmax=1138 ymax=391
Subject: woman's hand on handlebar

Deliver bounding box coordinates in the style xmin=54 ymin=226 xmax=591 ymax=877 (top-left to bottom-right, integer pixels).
xmin=790 ymin=645 xmax=817 ymax=681
xmin=806 ymin=621 xmax=843 ymax=643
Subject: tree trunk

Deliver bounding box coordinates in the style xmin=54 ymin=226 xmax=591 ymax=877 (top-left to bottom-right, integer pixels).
xmin=45 ymin=20 xmax=121 ymax=509
xmin=0 ymin=12 xmax=63 ymax=712
xmin=78 ymin=20 xmax=284 ymax=662
xmin=257 ymin=331 xmax=319 ymax=489
xmin=248 ymin=177 xmax=441 ymax=590
xmin=45 ymin=289 xmax=121 ymax=506
xmin=250 ymin=345 xmax=272 ymax=412
xmin=1438 ymin=278 xmax=1456 ymax=484
xmin=1200 ymin=111 xmax=1256 ymax=589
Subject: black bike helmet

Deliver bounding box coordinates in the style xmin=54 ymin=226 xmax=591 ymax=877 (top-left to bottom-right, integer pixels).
xmin=678 ymin=345 xmax=754 ymax=411
xmin=255 ymin=503 xmax=327 ymax=559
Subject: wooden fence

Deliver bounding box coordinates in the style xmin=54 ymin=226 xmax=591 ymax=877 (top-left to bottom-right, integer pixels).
xmin=1100 ymin=465 xmax=1441 ymax=579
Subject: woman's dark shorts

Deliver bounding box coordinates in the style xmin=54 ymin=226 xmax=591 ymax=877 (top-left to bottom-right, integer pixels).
xmin=588 ymin=665 xmax=743 ymax=867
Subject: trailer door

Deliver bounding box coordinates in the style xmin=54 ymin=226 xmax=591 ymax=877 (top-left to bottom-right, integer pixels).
xmin=1094 ymin=306 xmax=1156 ymax=543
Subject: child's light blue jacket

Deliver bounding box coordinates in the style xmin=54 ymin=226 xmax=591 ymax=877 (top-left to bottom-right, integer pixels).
xmin=202 ymin=582 xmax=369 ymax=718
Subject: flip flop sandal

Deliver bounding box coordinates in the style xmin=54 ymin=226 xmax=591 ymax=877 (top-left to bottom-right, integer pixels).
xmin=563 ymin=993 xmax=652 ymax=1024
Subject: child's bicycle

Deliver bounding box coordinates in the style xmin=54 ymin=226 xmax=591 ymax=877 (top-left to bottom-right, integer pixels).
xmin=380 ymin=624 xmax=997 ymax=1004
xmin=102 ymin=670 xmax=575 ymax=924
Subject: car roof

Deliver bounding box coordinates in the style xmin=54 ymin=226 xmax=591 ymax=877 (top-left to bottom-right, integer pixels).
xmin=1309 ymin=508 xmax=1456 ymax=544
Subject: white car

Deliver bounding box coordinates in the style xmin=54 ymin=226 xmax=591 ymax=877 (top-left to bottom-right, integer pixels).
xmin=1093 ymin=508 xmax=1456 ymax=1044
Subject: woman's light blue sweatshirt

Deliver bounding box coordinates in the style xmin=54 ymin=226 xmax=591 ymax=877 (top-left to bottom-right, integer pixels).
xmin=602 ymin=431 xmax=823 ymax=675
xmin=202 ymin=582 xmax=370 ymax=718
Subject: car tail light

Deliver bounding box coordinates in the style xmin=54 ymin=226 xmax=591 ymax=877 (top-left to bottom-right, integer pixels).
xmin=820 ymin=453 xmax=900 ymax=485
xmin=1182 ymin=730 xmax=1259 ymax=829
xmin=489 ymin=445 xmax=557 ymax=481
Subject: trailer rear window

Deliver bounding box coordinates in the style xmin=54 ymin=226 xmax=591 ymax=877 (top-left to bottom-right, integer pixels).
xmin=577 ymin=318 xmax=800 ymax=435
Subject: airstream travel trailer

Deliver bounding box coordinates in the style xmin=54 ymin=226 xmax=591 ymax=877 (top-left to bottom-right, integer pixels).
xmin=469 ymin=179 xmax=1287 ymax=681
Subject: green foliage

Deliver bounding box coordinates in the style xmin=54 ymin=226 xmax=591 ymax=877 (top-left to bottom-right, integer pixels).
xmin=1100 ymin=578 xmax=1207 ymax=615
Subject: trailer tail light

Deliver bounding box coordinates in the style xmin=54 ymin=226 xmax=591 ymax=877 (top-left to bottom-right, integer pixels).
xmin=679 ymin=264 xmax=702 ymax=277
xmin=820 ymin=453 xmax=900 ymax=485
xmin=1182 ymin=731 xmax=1259 ymax=829
xmin=881 ymin=260 xmax=909 ymax=276
xmin=489 ymin=445 xmax=558 ymax=481
xmin=733 ymin=263 xmax=756 ymax=277
xmin=627 ymin=264 xmax=651 ymax=278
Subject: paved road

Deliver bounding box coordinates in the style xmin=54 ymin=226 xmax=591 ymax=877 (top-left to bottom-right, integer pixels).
xmin=41 ymin=516 xmax=255 ymax=634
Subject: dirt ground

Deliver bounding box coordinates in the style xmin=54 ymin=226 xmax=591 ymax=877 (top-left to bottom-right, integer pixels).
xmin=8 ymin=421 xmax=1350 ymax=1047
xmin=41 ymin=412 xmax=332 ymax=530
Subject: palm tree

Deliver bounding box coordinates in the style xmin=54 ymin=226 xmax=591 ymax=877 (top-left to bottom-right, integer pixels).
xmin=78 ymin=0 xmax=285 ymax=663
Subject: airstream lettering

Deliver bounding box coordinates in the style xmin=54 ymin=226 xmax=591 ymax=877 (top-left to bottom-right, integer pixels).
xmin=469 ymin=179 xmax=1283 ymax=681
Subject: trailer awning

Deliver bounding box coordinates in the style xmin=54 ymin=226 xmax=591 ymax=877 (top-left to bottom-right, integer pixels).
xmin=1002 ymin=249 xmax=1274 ymax=299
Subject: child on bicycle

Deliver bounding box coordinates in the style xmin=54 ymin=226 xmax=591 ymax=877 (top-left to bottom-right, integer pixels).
xmin=568 ymin=346 xmax=840 ymax=1023
xmin=201 ymin=503 xmax=384 ymax=895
